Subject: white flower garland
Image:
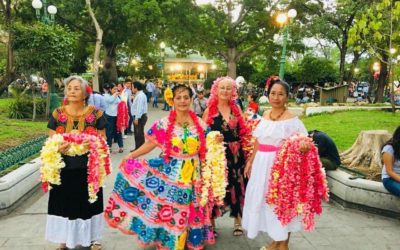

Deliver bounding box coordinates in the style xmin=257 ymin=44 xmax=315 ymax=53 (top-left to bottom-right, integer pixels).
xmin=200 ymin=131 xmax=227 ymax=207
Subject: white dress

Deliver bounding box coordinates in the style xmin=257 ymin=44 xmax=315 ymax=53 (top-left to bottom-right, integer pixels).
xmin=242 ymin=117 xmax=307 ymax=241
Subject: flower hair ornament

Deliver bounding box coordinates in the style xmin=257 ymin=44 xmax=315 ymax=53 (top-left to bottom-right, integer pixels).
xmin=164 ymin=87 xmax=173 ymax=107
xmin=86 ymin=84 xmax=93 ymax=96
xmin=265 ymin=75 xmax=280 ymax=92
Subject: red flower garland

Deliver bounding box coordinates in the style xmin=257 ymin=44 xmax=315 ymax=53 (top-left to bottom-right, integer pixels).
xmin=206 ymin=98 xmax=251 ymax=160
xmin=266 ymin=134 xmax=329 ymax=231
xmin=163 ymin=110 xmax=206 ymax=163
xmin=116 ymin=102 xmax=129 ymax=132
xmin=62 ymin=133 xmax=111 ymax=202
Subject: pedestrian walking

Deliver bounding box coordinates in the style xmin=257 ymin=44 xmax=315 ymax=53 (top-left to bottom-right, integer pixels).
xmin=153 ymin=86 xmax=160 ymax=108
xmin=193 ymin=89 xmax=208 ymax=117
xmin=104 ymin=83 xmax=124 ymax=153
xmin=130 ymin=81 xmax=148 ymax=150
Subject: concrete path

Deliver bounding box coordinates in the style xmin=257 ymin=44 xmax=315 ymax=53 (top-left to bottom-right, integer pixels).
xmin=1 ymin=106 xmax=399 ymax=250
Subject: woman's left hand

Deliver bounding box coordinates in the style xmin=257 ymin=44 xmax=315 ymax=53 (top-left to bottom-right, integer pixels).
xmin=299 ymin=141 xmax=311 ymax=153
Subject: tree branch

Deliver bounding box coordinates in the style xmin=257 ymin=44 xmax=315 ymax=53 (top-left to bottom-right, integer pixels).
xmin=236 ymin=38 xmax=267 ymax=61
xmin=57 ymin=15 xmax=96 ymax=36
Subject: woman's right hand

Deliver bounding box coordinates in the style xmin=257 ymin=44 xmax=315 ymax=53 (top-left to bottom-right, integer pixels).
xmin=122 ymin=152 xmax=134 ymax=162
xmin=58 ymin=141 xmax=70 ymax=154
xmin=244 ymin=161 xmax=253 ymax=179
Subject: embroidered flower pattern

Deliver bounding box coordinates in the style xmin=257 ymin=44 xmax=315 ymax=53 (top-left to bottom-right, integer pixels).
xmin=85 ymin=113 xmax=95 ymax=123
xmin=57 ymin=112 xmax=67 ymax=123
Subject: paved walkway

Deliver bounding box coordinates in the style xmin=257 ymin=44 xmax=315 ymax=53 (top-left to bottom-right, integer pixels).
xmin=1 ymin=107 xmax=399 ymax=250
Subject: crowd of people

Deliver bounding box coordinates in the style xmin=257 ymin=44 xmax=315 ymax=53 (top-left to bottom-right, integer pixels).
xmin=40 ymin=74 xmax=399 ymax=250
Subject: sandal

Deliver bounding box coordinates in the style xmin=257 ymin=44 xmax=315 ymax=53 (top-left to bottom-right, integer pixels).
xmin=91 ymin=241 xmax=102 ymax=250
xmin=213 ymin=230 xmax=218 ymax=238
xmin=233 ymin=223 xmax=243 ymax=236
xmin=118 ymin=148 xmax=124 ymax=153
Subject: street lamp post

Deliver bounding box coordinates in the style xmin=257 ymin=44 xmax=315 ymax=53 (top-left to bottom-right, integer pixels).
xmin=160 ymin=42 xmax=166 ymax=81
xmin=276 ymin=9 xmax=297 ymax=80
xmin=32 ymin=0 xmax=58 ymax=116
xmin=32 ymin=0 xmax=57 ymax=24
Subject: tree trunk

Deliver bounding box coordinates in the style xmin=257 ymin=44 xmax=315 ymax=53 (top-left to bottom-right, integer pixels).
xmin=32 ymin=90 xmax=37 ymax=122
xmin=347 ymin=51 xmax=362 ymax=82
xmin=227 ymin=47 xmax=237 ymax=78
xmin=103 ymin=45 xmax=118 ymax=83
xmin=86 ymin=0 xmax=103 ymax=92
xmin=340 ymin=130 xmax=391 ymax=179
xmin=338 ymin=32 xmax=348 ymax=85
xmin=374 ymin=53 xmax=389 ymax=103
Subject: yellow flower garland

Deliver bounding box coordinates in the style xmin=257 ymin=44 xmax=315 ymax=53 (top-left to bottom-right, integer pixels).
xmin=200 ymin=131 xmax=227 ymax=207
xmin=40 ymin=134 xmax=65 ymax=186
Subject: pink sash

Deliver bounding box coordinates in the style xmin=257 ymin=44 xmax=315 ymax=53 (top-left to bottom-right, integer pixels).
xmin=258 ymin=144 xmax=281 ymax=152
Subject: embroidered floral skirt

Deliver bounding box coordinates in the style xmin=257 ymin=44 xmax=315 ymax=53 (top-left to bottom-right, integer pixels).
xmin=105 ymin=157 xmax=214 ymax=250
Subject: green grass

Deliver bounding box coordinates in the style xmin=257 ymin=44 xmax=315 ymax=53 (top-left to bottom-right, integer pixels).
xmin=301 ymin=110 xmax=399 ymax=151
xmin=0 ymin=98 xmax=47 ymax=151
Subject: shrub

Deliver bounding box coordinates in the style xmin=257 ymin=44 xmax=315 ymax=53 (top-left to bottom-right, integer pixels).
xmin=8 ymin=98 xmax=31 ymax=119
xmin=8 ymin=97 xmax=47 ymax=119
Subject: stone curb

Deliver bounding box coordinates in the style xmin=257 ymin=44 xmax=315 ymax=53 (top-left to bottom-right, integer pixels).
xmin=327 ymin=169 xmax=400 ymax=217
xmin=0 ymin=157 xmax=41 ymax=216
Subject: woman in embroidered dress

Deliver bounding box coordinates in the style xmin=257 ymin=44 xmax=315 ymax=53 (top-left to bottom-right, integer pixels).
xmin=202 ymin=76 xmax=250 ymax=236
xmin=242 ymin=77 xmax=309 ymax=250
xmin=105 ymin=84 xmax=214 ymax=250
xmin=45 ymin=76 xmax=107 ymax=250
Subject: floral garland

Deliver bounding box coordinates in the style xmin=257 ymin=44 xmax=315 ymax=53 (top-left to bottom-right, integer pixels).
xmin=200 ymin=131 xmax=227 ymax=207
xmin=266 ymin=134 xmax=329 ymax=231
xmin=164 ymin=110 xmax=206 ymax=163
xmin=40 ymin=132 xmax=111 ymax=203
xmin=206 ymin=76 xmax=251 ymax=160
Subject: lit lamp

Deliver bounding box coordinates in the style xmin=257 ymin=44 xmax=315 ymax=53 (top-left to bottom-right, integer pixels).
xmin=372 ymin=62 xmax=380 ymax=78
xmin=32 ymin=0 xmax=57 ymax=24
xmin=276 ymin=9 xmax=297 ymax=80
xmin=160 ymin=42 xmax=166 ymax=80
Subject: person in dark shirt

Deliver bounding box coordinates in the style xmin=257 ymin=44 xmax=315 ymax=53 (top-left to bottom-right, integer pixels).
xmin=309 ymin=130 xmax=341 ymax=170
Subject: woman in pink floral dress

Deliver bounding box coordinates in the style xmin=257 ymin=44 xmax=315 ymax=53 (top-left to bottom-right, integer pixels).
xmin=105 ymin=84 xmax=214 ymax=249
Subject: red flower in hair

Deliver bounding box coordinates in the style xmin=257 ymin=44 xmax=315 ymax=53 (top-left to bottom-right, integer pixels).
xmin=265 ymin=75 xmax=280 ymax=92
xmin=86 ymin=85 xmax=92 ymax=95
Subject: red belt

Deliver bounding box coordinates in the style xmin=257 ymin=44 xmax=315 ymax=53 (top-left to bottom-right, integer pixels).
xmin=258 ymin=144 xmax=281 ymax=152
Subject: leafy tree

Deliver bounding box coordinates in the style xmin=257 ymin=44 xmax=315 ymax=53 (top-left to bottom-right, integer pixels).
xmin=295 ymin=55 xmax=338 ymax=85
xmin=292 ymin=0 xmax=371 ymax=84
xmin=13 ymin=22 xmax=76 ymax=77
xmin=12 ymin=22 xmax=77 ymax=115
xmin=164 ymin=0 xmax=282 ymax=78
xmin=0 ymin=0 xmax=16 ymax=93
xmin=348 ymin=0 xmax=400 ymax=104
xmin=54 ymin=0 xmax=165 ymax=83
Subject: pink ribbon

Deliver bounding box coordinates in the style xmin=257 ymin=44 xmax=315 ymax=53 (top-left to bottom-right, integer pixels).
xmin=258 ymin=144 xmax=281 ymax=152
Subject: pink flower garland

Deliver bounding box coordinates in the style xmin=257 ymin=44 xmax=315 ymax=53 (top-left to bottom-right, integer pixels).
xmin=163 ymin=110 xmax=206 ymax=163
xmin=266 ymin=134 xmax=329 ymax=231
xmin=206 ymin=77 xmax=251 ymax=160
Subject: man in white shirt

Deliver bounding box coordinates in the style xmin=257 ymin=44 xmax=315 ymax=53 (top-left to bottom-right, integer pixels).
xmin=131 ymin=81 xmax=148 ymax=150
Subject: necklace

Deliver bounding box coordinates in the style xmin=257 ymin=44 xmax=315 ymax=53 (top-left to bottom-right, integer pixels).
xmin=269 ymin=109 xmax=286 ymax=121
